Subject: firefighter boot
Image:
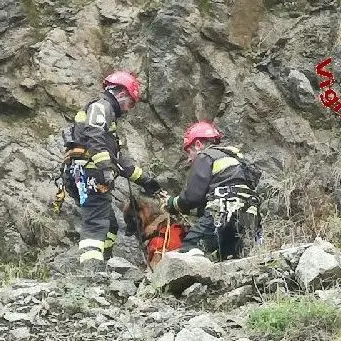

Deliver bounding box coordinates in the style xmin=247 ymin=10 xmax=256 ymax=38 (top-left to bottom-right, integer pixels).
xmin=103 ymin=232 xmax=117 ymax=261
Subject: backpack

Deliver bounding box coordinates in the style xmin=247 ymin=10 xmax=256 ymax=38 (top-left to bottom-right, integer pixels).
xmin=210 ymin=146 xmax=262 ymax=190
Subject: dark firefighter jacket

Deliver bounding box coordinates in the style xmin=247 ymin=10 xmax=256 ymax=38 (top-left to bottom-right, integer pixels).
xmin=169 ymin=145 xmax=257 ymax=214
xmin=72 ymin=92 xmax=144 ymax=182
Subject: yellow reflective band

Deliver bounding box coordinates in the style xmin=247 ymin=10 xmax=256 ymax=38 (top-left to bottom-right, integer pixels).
xmin=212 ymin=157 xmax=240 ymax=175
xmin=75 ymin=111 xmax=87 ymax=123
xmin=106 ymin=232 xmax=116 ymax=241
xmin=234 ymin=184 xmax=251 ymax=189
xmin=246 ymin=205 xmax=258 ymax=216
xmin=173 ymin=196 xmax=181 ymax=211
xmin=109 ymin=122 xmax=117 ymax=132
xmin=92 ymin=151 xmax=110 ymax=164
xmin=225 ymin=146 xmax=244 ymax=159
xmin=79 ymin=250 xmax=104 ymax=263
xmin=104 ymin=239 xmax=115 ymax=249
xmin=85 ymin=162 xmax=97 ymax=169
xmin=129 ymin=167 xmax=143 ymax=182
xmin=79 ymin=239 xmax=105 ymax=252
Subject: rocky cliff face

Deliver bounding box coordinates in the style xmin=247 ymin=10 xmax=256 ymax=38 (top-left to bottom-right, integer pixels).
xmin=0 ymin=0 xmax=340 ymax=293
xmin=1 ymin=0 xmax=341 ymax=340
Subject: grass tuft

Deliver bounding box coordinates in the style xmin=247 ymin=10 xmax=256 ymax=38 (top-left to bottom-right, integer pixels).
xmin=248 ymin=295 xmax=341 ymax=341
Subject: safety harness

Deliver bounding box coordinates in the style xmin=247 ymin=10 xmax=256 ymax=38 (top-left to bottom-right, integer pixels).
xmin=50 ymin=95 xmax=123 ymax=213
xmin=200 ymin=146 xmax=262 ymax=261
xmin=206 ymin=185 xmax=260 ymax=229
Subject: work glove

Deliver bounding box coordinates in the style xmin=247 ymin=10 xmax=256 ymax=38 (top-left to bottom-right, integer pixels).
xmin=103 ymin=169 xmax=116 ymax=190
xmin=161 ymin=196 xmax=178 ymax=215
xmin=142 ymin=178 xmax=161 ymax=196
xmin=136 ymin=174 xmax=161 ymax=196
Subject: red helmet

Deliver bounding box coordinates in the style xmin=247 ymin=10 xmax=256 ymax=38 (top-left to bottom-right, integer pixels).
xmin=103 ymin=71 xmax=141 ymax=102
xmin=183 ymin=121 xmax=222 ymax=151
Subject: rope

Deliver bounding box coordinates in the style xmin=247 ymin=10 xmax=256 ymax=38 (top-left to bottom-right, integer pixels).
xmin=161 ymin=212 xmax=171 ymax=258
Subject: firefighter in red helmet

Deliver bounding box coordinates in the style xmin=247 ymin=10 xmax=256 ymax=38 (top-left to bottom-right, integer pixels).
xmin=61 ymin=71 xmax=161 ymax=271
xmin=163 ymin=121 xmax=262 ymax=260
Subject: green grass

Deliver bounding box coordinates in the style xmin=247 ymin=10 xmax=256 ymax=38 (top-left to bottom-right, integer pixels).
xmin=248 ymin=295 xmax=341 ymax=341
xmin=20 ymin=0 xmax=40 ymax=27
xmin=198 ymin=0 xmax=212 ymax=16
xmin=0 ymin=259 xmax=50 ymax=287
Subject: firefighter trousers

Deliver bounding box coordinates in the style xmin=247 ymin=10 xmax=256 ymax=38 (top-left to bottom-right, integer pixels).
xmin=180 ymin=207 xmax=261 ymax=260
xmin=64 ymin=165 xmax=119 ymax=263
xmin=79 ymin=190 xmax=119 ymax=263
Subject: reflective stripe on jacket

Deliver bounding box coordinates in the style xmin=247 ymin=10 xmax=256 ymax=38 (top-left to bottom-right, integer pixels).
xmin=72 ymin=93 xmax=143 ymax=181
xmin=172 ymin=145 xmax=257 ymax=213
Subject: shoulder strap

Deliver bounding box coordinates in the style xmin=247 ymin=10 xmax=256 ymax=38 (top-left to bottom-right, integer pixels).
xmin=82 ymin=97 xmax=100 ymax=112
xmin=200 ymin=145 xmax=244 ymax=163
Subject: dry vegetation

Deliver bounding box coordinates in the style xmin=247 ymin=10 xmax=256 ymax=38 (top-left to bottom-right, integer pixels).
xmin=260 ymin=146 xmax=341 ymax=251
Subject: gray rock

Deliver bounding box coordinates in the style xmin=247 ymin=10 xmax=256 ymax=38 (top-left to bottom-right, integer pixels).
xmin=106 ymin=256 xmax=139 ymax=274
xmin=175 ymin=327 xmax=223 ymax=341
xmin=98 ymin=321 xmax=116 ymax=332
xmin=0 ymin=281 xmax=53 ymax=302
xmin=150 ymin=251 xmax=213 ymax=293
xmin=0 ymin=76 xmax=34 ymax=115
xmin=271 ymin=116 xmax=315 ymax=147
xmin=109 ymin=279 xmax=137 ymax=297
xmin=49 ymin=246 xmax=80 ymax=275
xmin=92 ymin=296 xmax=110 ymax=307
xmin=0 ymin=225 xmax=28 ymax=261
xmin=279 ymin=243 xmax=312 ymax=270
xmin=217 ymin=285 xmax=254 ymax=309
xmin=186 ymin=314 xmax=225 ymax=337
xmin=119 ymin=322 xmax=144 ymax=340
xmin=0 ymin=0 xmax=25 ymax=33
xmin=182 ymin=283 xmax=207 ymax=297
xmin=315 ymin=288 xmax=341 ymax=307
xmin=10 ymin=327 xmax=30 ymax=340
xmin=107 ymin=256 xmax=144 ymax=282
xmin=84 ymin=286 xmax=110 ymax=306
xmin=20 ymin=78 xmax=37 ymax=90
xmin=313 ymin=237 xmax=339 ymax=254
xmin=3 ymin=311 xmax=31 ymax=322
xmin=158 ymin=332 xmax=175 ymax=341
xmin=295 ymin=245 xmax=341 ymax=290
xmin=287 ymin=69 xmax=315 ymax=108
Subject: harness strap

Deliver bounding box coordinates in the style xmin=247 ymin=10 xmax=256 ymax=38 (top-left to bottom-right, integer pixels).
xmin=64 ymin=147 xmax=91 ymax=165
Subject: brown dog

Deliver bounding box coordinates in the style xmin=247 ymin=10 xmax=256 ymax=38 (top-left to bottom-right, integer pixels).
xmin=122 ymin=195 xmax=187 ymax=267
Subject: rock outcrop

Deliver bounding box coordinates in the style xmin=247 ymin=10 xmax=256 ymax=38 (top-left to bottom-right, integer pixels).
xmin=1 ymin=240 xmax=341 ymax=340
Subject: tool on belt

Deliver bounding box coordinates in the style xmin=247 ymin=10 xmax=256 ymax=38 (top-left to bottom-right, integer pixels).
xmin=49 ymin=175 xmax=66 ymax=214
xmin=71 ymin=162 xmax=88 ymax=206
xmin=205 ymin=185 xmax=260 ymax=263
xmin=50 ymin=126 xmax=126 ymax=213
xmin=207 ymin=185 xmax=260 ymax=230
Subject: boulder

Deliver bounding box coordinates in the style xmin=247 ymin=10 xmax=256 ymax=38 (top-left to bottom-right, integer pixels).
xmin=295 ymin=241 xmax=341 ymax=290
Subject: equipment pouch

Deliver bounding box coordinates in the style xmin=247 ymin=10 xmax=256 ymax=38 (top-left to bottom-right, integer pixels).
xmin=71 ymin=163 xmax=88 ymax=206
xmin=62 ymin=126 xmax=76 ymax=150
